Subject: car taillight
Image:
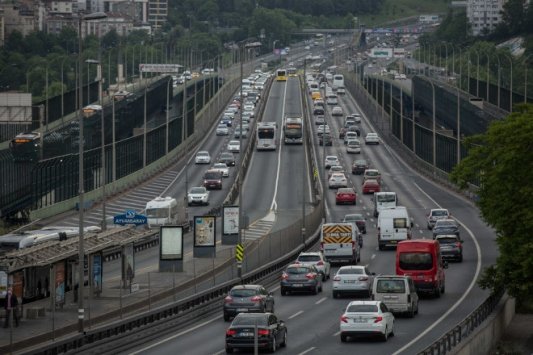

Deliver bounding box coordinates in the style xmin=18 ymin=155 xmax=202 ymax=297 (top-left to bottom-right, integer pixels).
xmin=374 ymin=316 xmax=383 ymax=323
xmin=359 ymin=276 xmax=368 ymax=281
xmin=224 ymin=296 xmax=233 ymax=304
xmin=340 ymin=315 xmax=348 ymax=323
xmin=333 ymin=276 xmax=341 ymax=281
xmin=226 ymin=329 xmax=236 ymax=336
xmin=203 ymin=180 xmax=208 ymax=184
xmin=281 ymin=272 xmax=289 ymax=280
xmin=294 ymin=261 xmax=301 ymax=264
xmin=250 ymin=296 xmax=262 ymax=303
xmin=258 ymin=329 xmax=270 ymax=336
xmin=317 ymin=260 xmax=324 ymax=266
xmin=351 ymin=241 xmax=356 ymax=250
xmin=306 ymin=273 xmax=316 ymax=279
xmin=455 ymin=242 xmax=462 ymax=247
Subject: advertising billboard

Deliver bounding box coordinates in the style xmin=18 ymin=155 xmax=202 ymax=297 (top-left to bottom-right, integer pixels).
xmin=194 ymin=216 xmax=216 ymax=247
xmin=223 ymin=206 xmax=239 ymax=235
xmin=160 ymin=226 xmax=184 ymax=260
xmin=371 ymin=48 xmax=393 ymax=58
xmin=92 ymin=254 xmax=103 ymax=295
xmin=122 ymin=243 xmax=135 ymax=282
xmin=55 ymin=261 xmax=66 ymax=306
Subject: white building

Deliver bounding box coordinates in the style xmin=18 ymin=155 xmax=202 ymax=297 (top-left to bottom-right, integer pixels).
xmin=467 ymin=0 xmax=506 ymax=36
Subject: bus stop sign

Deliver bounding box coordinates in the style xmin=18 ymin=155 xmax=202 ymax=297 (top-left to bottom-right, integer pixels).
xmin=113 ymin=210 xmax=147 ymax=226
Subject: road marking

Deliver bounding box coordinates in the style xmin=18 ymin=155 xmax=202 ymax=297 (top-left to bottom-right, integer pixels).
xmin=392 ymin=182 xmax=482 ymax=355
xmin=270 ymin=80 xmax=289 ymax=211
xmin=128 ymin=315 xmax=220 ymax=355
xmin=333 ymin=330 xmax=341 ymax=336
xmin=371 ymin=254 xmax=376 ymax=260
xmin=212 ymin=350 xmax=225 ymax=355
xmin=298 ymin=347 xmax=316 ymax=355
xmin=315 ymin=297 xmax=327 ymax=305
xmin=288 ymin=310 xmax=304 ymax=319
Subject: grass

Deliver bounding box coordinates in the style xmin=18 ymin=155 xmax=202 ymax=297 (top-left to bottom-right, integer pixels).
xmin=358 ymin=0 xmax=450 ymax=27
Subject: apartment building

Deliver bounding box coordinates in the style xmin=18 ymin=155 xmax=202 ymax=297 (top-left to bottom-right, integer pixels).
xmin=467 ymin=0 xmax=506 ymax=36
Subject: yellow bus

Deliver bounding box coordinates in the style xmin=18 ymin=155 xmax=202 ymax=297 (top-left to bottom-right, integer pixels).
xmin=276 ymin=69 xmax=287 ymax=81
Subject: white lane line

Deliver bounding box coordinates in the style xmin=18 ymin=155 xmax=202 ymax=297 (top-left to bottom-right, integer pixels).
xmin=212 ymin=350 xmax=225 ymax=355
xmin=392 ymin=182 xmax=482 ymax=355
xmin=128 ymin=315 xmax=220 ymax=355
xmin=270 ymin=80 xmax=289 ymax=211
xmin=371 ymin=254 xmax=376 ymax=260
xmin=288 ymin=310 xmax=304 ymax=319
xmin=315 ymin=297 xmax=327 ymax=305
xmin=298 ymin=347 xmax=316 ymax=355
xmin=332 ymin=330 xmax=341 ymax=336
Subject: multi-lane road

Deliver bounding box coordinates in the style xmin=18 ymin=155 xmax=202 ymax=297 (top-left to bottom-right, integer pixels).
xmin=116 ymin=70 xmax=497 ymax=355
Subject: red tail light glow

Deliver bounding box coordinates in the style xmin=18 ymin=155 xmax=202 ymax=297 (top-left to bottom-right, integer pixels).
xmin=281 ymin=272 xmax=289 ymax=280
xmin=224 ymin=296 xmax=233 ymax=304
xmin=333 ymin=276 xmax=341 ymax=281
xmin=317 ymin=260 xmax=324 ymax=266
xmin=258 ymin=329 xmax=270 ymax=336
xmin=226 ymin=329 xmax=236 ymax=336
xmin=351 ymin=241 xmax=356 ymax=250
xmin=359 ymin=276 xmax=368 ymax=281
xmin=250 ymin=296 xmax=262 ymax=303
xmin=340 ymin=315 xmax=348 ymax=323
xmin=320 ymin=242 xmax=324 ymax=251
xmin=374 ymin=316 xmax=383 ymax=323
xmin=306 ymin=273 xmax=316 ymax=279
xmin=455 ymin=242 xmax=462 ymax=247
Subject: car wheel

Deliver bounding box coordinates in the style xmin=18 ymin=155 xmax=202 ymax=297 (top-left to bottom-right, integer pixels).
xmin=333 ymin=291 xmax=339 ymax=298
xmin=281 ymin=288 xmax=287 ymax=296
xmin=270 ymin=337 xmax=277 ymax=353
xmin=313 ymin=284 xmax=318 ymax=295
xmin=281 ymin=331 xmax=287 ymax=347
xmin=322 ymin=272 xmax=327 ymax=282
xmin=378 ymin=244 xmax=385 ymax=251
xmin=390 ymin=323 xmax=395 ymax=337
xmin=408 ymin=305 xmax=415 ymax=318
xmin=441 ymin=282 xmax=445 ymax=294
xmin=458 ymin=254 xmax=463 ymax=262
xmin=382 ymin=327 xmax=389 ymax=342
xmin=223 ymin=313 xmax=230 ymax=322
xmin=434 ymin=285 xmax=441 ymax=298
xmin=270 ymin=304 xmax=275 ymax=313
xmin=319 ymin=283 xmax=323 ymax=292
xmin=415 ymin=301 xmax=419 ymax=314
xmin=225 ymin=346 xmax=233 ymax=354
xmin=340 ymin=333 xmax=348 ymax=342
xmin=374 ymin=211 xmax=378 ymax=218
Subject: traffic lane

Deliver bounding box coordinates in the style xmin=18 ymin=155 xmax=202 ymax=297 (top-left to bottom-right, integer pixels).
xmin=242 ymin=81 xmax=287 ymax=223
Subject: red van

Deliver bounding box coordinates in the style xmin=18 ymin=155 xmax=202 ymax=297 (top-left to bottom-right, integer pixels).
xmin=396 ymin=240 xmax=448 ymax=297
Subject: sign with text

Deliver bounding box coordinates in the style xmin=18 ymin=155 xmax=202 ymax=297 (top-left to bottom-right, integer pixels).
xmin=194 ymin=216 xmax=216 ymax=247
xmin=223 ymin=206 xmax=239 ymax=235
xmin=139 ymin=64 xmax=182 ymax=73
xmin=114 ymin=210 xmax=147 ymax=226
xmin=160 ymin=226 xmax=183 ymax=260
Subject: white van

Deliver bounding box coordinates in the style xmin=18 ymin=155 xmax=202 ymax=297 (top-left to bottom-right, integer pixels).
xmin=377 ymin=206 xmax=412 ymax=250
xmin=308 ymin=81 xmax=319 ymax=93
xmin=332 ymin=74 xmax=344 ymax=91
xmin=372 ymin=275 xmax=419 ymax=317
xmin=146 ymin=197 xmax=179 ymax=227
xmin=373 ymin=192 xmax=397 ymax=217
xmin=320 ymin=223 xmax=361 ymax=264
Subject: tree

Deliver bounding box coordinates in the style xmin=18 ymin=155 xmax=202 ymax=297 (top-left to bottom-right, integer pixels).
xmin=501 ymin=0 xmax=527 ymax=35
xmin=450 ymin=104 xmax=533 ymax=301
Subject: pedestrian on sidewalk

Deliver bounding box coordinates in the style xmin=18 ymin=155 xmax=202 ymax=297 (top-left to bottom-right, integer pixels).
xmin=3 ymin=287 xmax=19 ymax=328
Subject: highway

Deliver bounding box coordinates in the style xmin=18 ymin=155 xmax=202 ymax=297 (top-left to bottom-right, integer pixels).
xmin=120 ymin=66 xmax=498 ymax=355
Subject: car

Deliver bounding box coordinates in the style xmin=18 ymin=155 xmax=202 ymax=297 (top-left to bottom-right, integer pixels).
xmin=294 ymin=252 xmax=331 ymax=282
xmin=326 ymin=96 xmax=338 ymax=105
xmin=336 ymin=187 xmax=357 ymax=205
xmin=325 ymin=155 xmax=340 ymax=169
xmin=220 ymin=115 xmax=233 ymax=127
xmin=426 ymin=208 xmax=451 ymax=229
xmin=227 ymin=140 xmax=240 ymax=153
xmin=347 ymin=125 xmax=361 ymax=136
xmin=187 ymin=186 xmax=209 ymax=206
xmin=234 ymin=127 xmax=248 ymax=138
xmin=219 ymin=152 xmax=236 ymax=166
xmin=352 ymin=159 xmax=369 ymax=175
xmin=223 ymin=285 xmax=275 ymax=321
xmin=195 ymin=151 xmax=211 ymax=164
xmin=203 ymin=169 xmax=223 ymax=190
xmin=337 ymin=87 xmax=346 ymax=95
xmin=280 ymin=263 xmax=323 ymax=295
xmin=363 ymin=169 xmax=381 ymax=183
xmin=319 ymin=133 xmax=332 ymax=146
xmin=435 ymin=235 xmax=464 ymax=262
xmin=317 ymin=124 xmax=330 ymax=136
xmin=224 ymin=109 xmax=237 ymax=118
xmin=339 ymin=127 xmax=348 ymax=139
xmin=433 ymin=219 xmax=460 ymax=238
xmin=243 ymin=103 xmax=255 ymax=111
xmin=345 ymin=119 xmax=356 ymax=127
xmin=346 ymin=139 xmax=361 ymax=154
xmin=339 ymin=301 xmax=395 ymax=342
xmin=346 ymin=113 xmax=361 ymax=124
xmin=313 ymin=107 xmax=325 ymax=116
xmin=315 ymin=115 xmax=326 ymax=125
xmin=212 ymin=163 xmax=229 ymax=177
xmin=225 ymin=313 xmax=287 ymax=353
xmin=344 ymin=132 xmax=358 ymax=145
xmin=332 ymin=266 xmax=375 ymax=298
xmin=314 ymin=100 xmax=325 ymax=108
xmin=216 ymin=124 xmax=229 ymax=136
xmin=331 ymin=106 xmax=343 ymax=116
xmin=362 ymin=179 xmax=381 ymax=194
xmin=328 ymin=165 xmax=345 ymax=179
xmin=329 ymin=173 xmax=348 ymax=189
xmin=343 ymin=213 xmax=367 ymax=234
xmin=372 ymin=275 xmax=419 ymax=317
xmin=365 ymin=132 xmax=380 ymax=144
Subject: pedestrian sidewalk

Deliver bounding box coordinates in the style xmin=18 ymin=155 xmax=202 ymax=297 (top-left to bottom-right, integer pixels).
xmin=0 ymin=244 xmax=237 ymax=354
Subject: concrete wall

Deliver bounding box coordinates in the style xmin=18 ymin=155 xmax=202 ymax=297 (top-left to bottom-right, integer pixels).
xmin=451 ymin=295 xmax=515 ymax=355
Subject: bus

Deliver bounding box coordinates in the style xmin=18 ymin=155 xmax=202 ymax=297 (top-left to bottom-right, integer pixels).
xmin=332 ymin=74 xmax=345 ymax=91
xmin=256 ymin=122 xmax=277 ymax=150
xmin=283 ymin=116 xmax=303 ymax=144
xmin=9 ymin=132 xmax=41 ymax=162
xmin=276 ymin=69 xmax=287 ymax=82
xmin=145 ymin=196 xmax=189 ymax=230
xmin=287 ymin=67 xmax=297 ymax=77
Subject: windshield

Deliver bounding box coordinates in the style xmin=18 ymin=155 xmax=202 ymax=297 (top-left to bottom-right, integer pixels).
xmin=393 ymin=218 xmax=408 ymax=228
xmin=376 ymin=280 xmax=406 ymax=293
xmin=432 ymin=210 xmax=448 ymax=217
xmin=377 ymin=194 xmax=396 ymax=203
xmin=399 ymin=252 xmax=433 ymax=270
xmin=258 ymin=129 xmax=275 ymax=139
xmin=287 ymin=267 xmax=310 ymax=274
xmin=233 ymin=315 xmax=268 ymax=326
xmin=146 ymin=208 xmax=169 ymax=218
xmin=338 ymin=268 xmax=363 ymax=275
xmin=344 ymin=214 xmax=362 ymax=221
xmin=190 ymin=187 xmax=205 ymax=194
xmin=347 ymin=305 xmax=378 ymax=313
xmin=437 ymin=237 xmax=457 ymax=244
xmin=204 ymin=172 xmax=221 ymax=179
xmin=285 ymin=124 xmax=302 ymax=138
xmin=298 ymin=255 xmax=320 ymax=262
xmin=230 ymin=289 xmax=258 ymax=297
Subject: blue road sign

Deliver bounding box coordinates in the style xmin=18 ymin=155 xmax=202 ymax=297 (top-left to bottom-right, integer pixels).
xmin=113 ymin=210 xmax=148 ymax=226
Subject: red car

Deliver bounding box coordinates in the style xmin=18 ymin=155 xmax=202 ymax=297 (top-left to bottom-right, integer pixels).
xmin=336 ymin=188 xmax=357 ymax=205
xmin=362 ymin=179 xmax=380 ymax=194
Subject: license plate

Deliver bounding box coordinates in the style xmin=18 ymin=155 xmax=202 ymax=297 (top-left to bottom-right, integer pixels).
xmin=240 ymin=332 xmax=254 ymax=337
xmin=292 ymin=283 xmax=303 ymax=287
xmin=344 ymin=280 xmax=356 ymax=283
xmin=353 ymin=318 xmax=366 ymax=323
xmin=237 ymin=308 xmax=248 ymax=312
xmin=417 ymin=275 xmax=425 ymax=279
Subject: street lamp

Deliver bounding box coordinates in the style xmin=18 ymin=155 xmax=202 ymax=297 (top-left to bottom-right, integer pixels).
xmin=77 ymin=11 xmax=107 ymax=334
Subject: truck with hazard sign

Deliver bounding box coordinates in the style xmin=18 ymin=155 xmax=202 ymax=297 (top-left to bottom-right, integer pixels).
xmin=320 ymin=223 xmax=360 ymax=264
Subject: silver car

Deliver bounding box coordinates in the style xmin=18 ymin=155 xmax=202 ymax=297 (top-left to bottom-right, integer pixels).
xmin=331 ymin=106 xmax=343 ymax=116
xmin=346 ymin=139 xmax=361 ymax=154
xmin=212 ymin=163 xmax=229 ymax=177
xmin=329 ymin=173 xmax=348 ymax=189
xmin=187 ymin=186 xmax=209 ymax=206
xmin=195 ymin=151 xmax=211 ymax=164
xmin=295 ymin=252 xmax=331 ymax=281
xmin=333 ymin=265 xmax=374 ymax=298
xmin=325 ymin=155 xmax=340 ymax=169
xmin=216 ymin=124 xmax=229 ymax=136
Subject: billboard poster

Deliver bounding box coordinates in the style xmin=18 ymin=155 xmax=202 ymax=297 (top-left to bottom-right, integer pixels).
xmin=12 ymin=271 xmax=23 ymax=301
xmin=160 ymin=226 xmax=183 ymax=260
xmin=92 ymin=254 xmax=103 ymax=295
xmin=194 ymin=216 xmax=216 ymax=247
xmin=0 ymin=271 xmax=7 ymax=299
xmin=55 ymin=261 xmax=65 ymax=306
xmin=122 ymin=243 xmax=135 ymax=282
xmin=223 ymin=206 xmax=239 ymax=235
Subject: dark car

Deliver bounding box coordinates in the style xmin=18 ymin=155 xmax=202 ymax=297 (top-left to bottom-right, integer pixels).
xmin=225 ymin=313 xmax=287 ymax=353
xmin=352 ymin=159 xmax=369 ymax=175
xmin=203 ymin=169 xmax=223 ymax=190
xmin=223 ymin=285 xmax=275 ymax=321
xmin=313 ymin=107 xmax=325 ymax=116
xmin=339 ymin=127 xmax=347 ymax=139
xmin=433 ymin=219 xmax=460 ymax=238
xmin=343 ymin=213 xmax=367 ymax=234
xmin=220 ymin=115 xmax=233 ymax=127
xmin=280 ymin=264 xmax=322 ymax=295
xmin=319 ymin=133 xmax=332 ymax=146
xmin=435 ymin=235 xmax=463 ymax=262
xmin=347 ymin=125 xmax=361 ymax=136
xmin=219 ymin=152 xmax=236 ymax=166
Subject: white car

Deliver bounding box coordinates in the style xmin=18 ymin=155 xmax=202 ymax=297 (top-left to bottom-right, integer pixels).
xmin=212 ymin=163 xmax=229 ymax=177
xmin=365 ymin=133 xmax=380 ymax=145
xmin=346 ymin=139 xmax=361 ymax=154
xmin=227 ymin=140 xmax=240 ymax=153
xmin=331 ymin=106 xmax=343 ymax=116
xmin=195 ymin=151 xmax=211 ymax=164
xmin=328 ymin=173 xmax=348 ymax=189
xmin=317 ymin=124 xmax=330 ymax=136
xmin=326 ymin=97 xmax=338 ymax=105
xmin=347 ymin=113 xmax=361 ymax=123
xmin=344 ymin=132 xmax=358 ymax=145
xmin=187 ymin=186 xmax=210 ymax=206
xmin=295 ymin=252 xmax=331 ymax=281
xmin=243 ymin=103 xmax=255 ymax=111
xmin=340 ymin=301 xmax=395 ymax=342
xmin=216 ymin=124 xmax=229 ymax=136
xmin=332 ymin=266 xmax=375 ymax=298
xmin=243 ymin=108 xmax=255 ymax=118
xmin=325 ymin=155 xmax=340 ymax=169
xmin=328 ymin=165 xmax=345 ymax=179
xmin=427 ymin=208 xmax=451 ymax=229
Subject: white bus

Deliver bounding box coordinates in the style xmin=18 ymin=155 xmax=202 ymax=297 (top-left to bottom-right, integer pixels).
xmin=146 ymin=197 xmax=179 ymax=227
xmin=283 ymin=116 xmax=303 ymax=144
xmin=332 ymin=74 xmax=344 ymax=91
xmin=256 ymin=122 xmax=277 ymax=150
xmin=373 ymin=192 xmax=398 ymax=217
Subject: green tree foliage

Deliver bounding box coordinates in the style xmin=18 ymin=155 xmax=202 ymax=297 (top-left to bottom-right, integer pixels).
xmin=450 ymin=104 xmax=533 ymax=300
xmin=429 ymin=9 xmax=470 ymax=44
xmin=501 ymin=0 xmax=527 ymax=36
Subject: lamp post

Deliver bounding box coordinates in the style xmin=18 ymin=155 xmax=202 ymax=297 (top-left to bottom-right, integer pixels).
xmin=77 ymin=11 xmax=107 ymax=334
